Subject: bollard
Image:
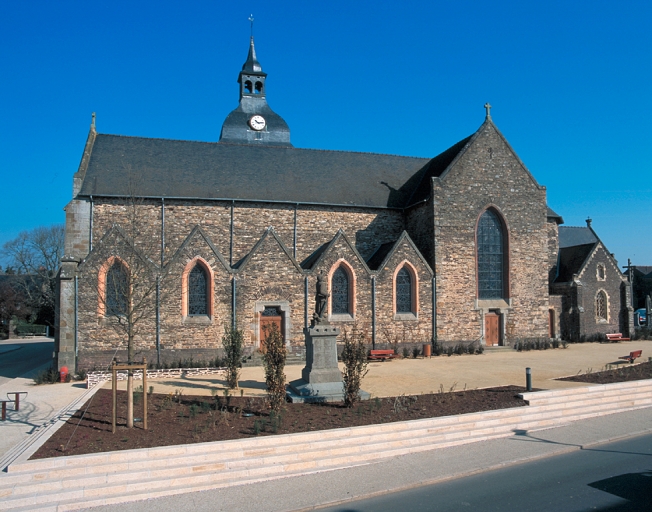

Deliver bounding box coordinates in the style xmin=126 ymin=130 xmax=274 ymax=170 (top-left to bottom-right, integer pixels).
xmin=525 ymin=367 xmax=532 ymax=392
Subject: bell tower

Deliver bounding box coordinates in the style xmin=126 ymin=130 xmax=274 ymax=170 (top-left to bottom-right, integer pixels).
xmin=219 ymin=33 xmax=292 ymax=147
xmin=238 ymin=37 xmax=267 ymax=100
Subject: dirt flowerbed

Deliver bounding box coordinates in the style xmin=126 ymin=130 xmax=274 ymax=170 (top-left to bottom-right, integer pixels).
xmin=558 ymin=361 xmax=652 ymax=384
xmin=32 ymin=386 xmax=528 ymax=460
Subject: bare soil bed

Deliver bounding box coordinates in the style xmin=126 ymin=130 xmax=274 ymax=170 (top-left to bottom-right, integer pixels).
xmin=558 ymin=361 xmax=652 ymax=384
xmin=32 ymin=386 xmax=528 ymax=460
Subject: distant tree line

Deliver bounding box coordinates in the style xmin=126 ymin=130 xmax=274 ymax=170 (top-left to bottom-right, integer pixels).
xmin=0 ymin=224 xmax=64 ymax=337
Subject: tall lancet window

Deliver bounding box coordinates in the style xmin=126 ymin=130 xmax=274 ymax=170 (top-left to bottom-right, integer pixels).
xmin=188 ymin=265 xmax=208 ymax=316
xmin=331 ymin=266 xmax=350 ymax=315
xmin=106 ymin=261 xmax=129 ymax=317
xmin=477 ymin=209 xmax=507 ymax=299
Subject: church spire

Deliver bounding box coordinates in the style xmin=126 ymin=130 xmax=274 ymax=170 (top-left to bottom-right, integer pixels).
xmin=242 ymin=36 xmax=262 ymax=73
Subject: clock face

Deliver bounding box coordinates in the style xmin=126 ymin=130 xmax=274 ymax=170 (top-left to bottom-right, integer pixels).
xmin=249 ymin=115 xmax=266 ymax=131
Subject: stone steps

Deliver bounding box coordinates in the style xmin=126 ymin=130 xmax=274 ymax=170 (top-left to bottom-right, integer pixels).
xmin=1 ymin=379 xmax=651 ymax=511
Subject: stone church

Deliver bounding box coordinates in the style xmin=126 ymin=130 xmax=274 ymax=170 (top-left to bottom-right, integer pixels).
xmin=55 ymin=37 xmax=633 ymax=370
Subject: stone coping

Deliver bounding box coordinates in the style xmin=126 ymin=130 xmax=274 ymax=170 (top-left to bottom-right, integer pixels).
xmin=87 ymin=367 xmax=226 ymax=389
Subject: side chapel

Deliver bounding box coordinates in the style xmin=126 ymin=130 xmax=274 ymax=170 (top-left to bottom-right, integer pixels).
xmin=55 ymin=37 xmax=633 ymax=370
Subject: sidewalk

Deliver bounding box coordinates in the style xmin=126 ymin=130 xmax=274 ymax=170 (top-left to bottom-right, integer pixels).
xmin=0 ymin=363 xmax=89 ymax=467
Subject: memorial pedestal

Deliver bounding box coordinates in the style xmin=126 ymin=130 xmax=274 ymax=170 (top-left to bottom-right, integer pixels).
xmin=287 ymin=324 xmax=369 ymax=403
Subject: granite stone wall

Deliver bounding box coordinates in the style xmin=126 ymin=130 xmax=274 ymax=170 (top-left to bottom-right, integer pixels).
xmin=431 ymin=122 xmax=550 ymax=343
xmin=71 ymin=200 xmax=433 ymax=369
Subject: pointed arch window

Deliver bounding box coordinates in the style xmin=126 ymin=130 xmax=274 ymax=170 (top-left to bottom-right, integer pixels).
xmin=396 ymin=267 xmax=412 ymax=314
xmin=331 ymin=266 xmax=350 ymax=315
xmin=106 ymin=261 xmax=128 ymax=317
xmin=596 ymin=290 xmax=608 ymax=322
xmin=477 ymin=209 xmax=507 ymax=299
xmin=188 ymin=265 xmax=208 ymax=316
xmin=182 ymin=258 xmax=214 ymax=322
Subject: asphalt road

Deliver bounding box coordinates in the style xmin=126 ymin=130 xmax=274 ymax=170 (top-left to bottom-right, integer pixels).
xmin=0 ymin=338 xmax=53 ymax=386
xmin=321 ymin=432 xmax=652 ymax=512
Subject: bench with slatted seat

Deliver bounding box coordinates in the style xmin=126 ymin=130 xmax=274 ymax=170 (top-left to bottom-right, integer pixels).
xmin=618 ymin=350 xmax=642 ymax=364
xmin=606 ymin=333 xmax=630 ymax=342
xmin=368 ymin=349 xmax=398 ymax=361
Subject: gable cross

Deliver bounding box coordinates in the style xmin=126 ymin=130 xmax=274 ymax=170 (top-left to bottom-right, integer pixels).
xmin=484 ymin=103 xmax=492 ymax=119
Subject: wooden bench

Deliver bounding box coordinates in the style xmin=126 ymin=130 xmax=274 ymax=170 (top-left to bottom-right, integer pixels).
xmin=368 ymin=349 xmax=398 ymax=361
xmin=606 ymin=333 xmax=630 ymax=342
xmin=618 ymin=350 xmax=642 ymax=364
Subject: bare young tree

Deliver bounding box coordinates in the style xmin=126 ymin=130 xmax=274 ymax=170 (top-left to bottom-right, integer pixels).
xmin=81 ymin=193 xmax=163 ymax=428
xmin=1 ymin=224 xmax=64 ymax=327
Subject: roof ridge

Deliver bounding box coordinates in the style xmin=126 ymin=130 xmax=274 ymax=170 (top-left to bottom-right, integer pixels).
xmin=95 ymin=133 xmax=430 ymax=160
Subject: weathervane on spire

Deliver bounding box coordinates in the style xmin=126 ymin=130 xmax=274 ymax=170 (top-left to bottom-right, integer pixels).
xmin=249 ymin=14 xmax=254 ymax=37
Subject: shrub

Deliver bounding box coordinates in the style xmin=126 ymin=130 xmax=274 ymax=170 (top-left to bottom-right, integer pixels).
xmin=411 ymin=347 xmax=420 ymax=359
xmin=341 ymin=325 xmax=370 ymax=408
xmin=262 ymin=323 xmax=287 ymax=413
xmin=453 ymin=343 xmax=465 ymax=355
xmin=402 ymin=346 xmax=410 ymax=359
xmin=34 ymin=366 xmax=59 ymax=385
xmin=432 ymin=340 xmax=444 ymax=356
xmin=222 ymin=326 xmax=244 ymax=389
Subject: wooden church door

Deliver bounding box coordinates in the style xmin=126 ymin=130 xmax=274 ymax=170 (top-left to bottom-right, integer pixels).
xmin=260 ymin=306 xmax=283 ymax=352
xmin=485 ymin=313 xmax=500 ymax=346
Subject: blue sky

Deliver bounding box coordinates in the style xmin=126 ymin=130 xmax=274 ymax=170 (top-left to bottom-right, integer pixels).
xmin=1 ymin=1 xmax=651 ymax=266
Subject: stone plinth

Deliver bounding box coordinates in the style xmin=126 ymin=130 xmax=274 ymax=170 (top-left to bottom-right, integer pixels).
xmin=287 ymin=323 xmax=369 ymax=403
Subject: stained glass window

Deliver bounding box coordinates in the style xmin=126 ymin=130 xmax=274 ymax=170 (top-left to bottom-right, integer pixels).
xmin=188 ymin=265 xmax=208 ymax=316
xmin=478 ymin=210 xmax=505 ymax=299
xmin=596 ymin=291 xmax=607 ymax=320
xmin=396 ymin=267 xmax=412 ymax=313
xmin=332 ymin=266 xmax=350 ymax=314
xmin=106 ymin=261 xmax=128 ymax=317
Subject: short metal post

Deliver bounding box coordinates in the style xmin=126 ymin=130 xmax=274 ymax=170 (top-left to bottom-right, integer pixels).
xmin=112 ymin=360 xmax=117 ymax=434
xmin=143 ymin=359 xmax=148 ymax=431
xmin=526 ymin=367 xmax=532 ymax=392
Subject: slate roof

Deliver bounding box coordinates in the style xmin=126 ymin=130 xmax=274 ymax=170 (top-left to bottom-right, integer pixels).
xmin=547 ymin=206 xmax=563 ymax=223
xmin=77 ymin=122 xmax=557 ymax=214
xmin=556 ymin=243 xmax=595 ymax=282
xmin=366 ymin=242 xmax=395 ymax=270
xmin=558 ymin=226 xmax=598 ymax=249
xmin=78 ymin=134 xmax=430 ymax=208
xmin=406 ymin=136 xmax=472 ymax=204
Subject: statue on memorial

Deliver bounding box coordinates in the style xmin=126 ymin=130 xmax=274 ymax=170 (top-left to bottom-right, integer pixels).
xmin=313 ymin=275 xmax=330 ymax=325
